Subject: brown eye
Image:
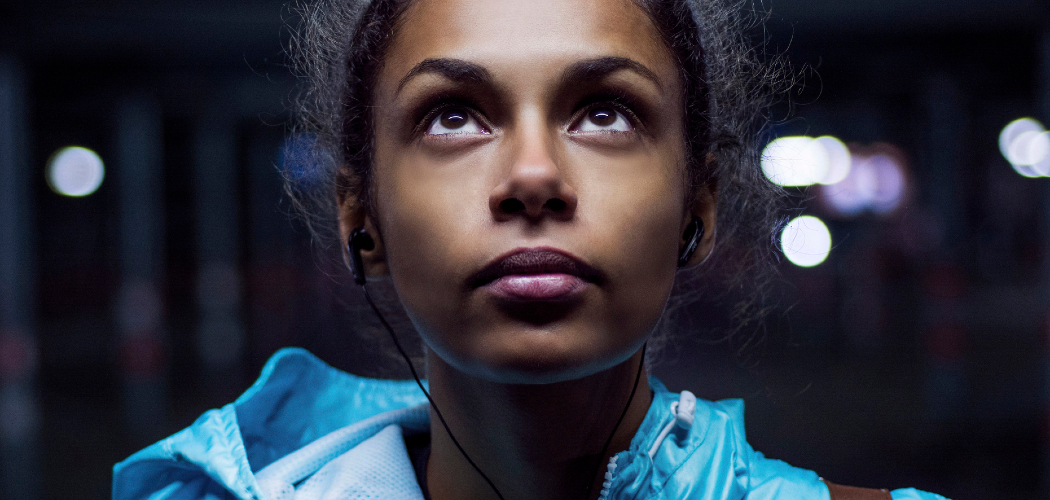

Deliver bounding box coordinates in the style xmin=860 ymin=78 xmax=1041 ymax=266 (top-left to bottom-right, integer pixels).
xmin=426 ymin=108 xmax=487 ymax=135
xmin=588 ymin=108 xmax=617 ymax=127
xmin=572 ymin=105 xmax=633 ymax=133
xmin=440 ymin=110 xmax=468 ymax=129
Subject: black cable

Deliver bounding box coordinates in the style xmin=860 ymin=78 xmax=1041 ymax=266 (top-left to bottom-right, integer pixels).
xmin=583 ymin=341 xmax=646 ymax=500
xmin=362 ymin=284 xmax=507 ymax=500
xmin=363 ymin=283 xmax=645 ymax=500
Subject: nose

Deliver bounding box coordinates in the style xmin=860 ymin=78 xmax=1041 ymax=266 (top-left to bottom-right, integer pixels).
xmin=489 ymin=125 xmax=577 ymax=222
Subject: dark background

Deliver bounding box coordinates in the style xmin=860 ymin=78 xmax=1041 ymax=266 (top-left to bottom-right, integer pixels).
xmin=1 ymin=0 xmax=1049 ymax=498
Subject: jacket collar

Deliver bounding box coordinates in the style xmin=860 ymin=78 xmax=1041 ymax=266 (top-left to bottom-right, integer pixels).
xmin=114 ymin=348 xmax=764 ymax=500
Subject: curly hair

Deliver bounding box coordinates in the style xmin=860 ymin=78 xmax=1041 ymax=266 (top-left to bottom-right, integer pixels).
xmin=284 ymin=0 xmax=789 ymax=367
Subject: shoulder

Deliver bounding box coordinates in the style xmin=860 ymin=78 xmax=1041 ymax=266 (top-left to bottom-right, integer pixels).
xmin=887 ymin=489 xmax=952 ymax=500
xmin=703 ymin=397 xmax=951 ymax=500
xmin=112 ymin=348 xmax=427 ymax=500
xmin=623 ymin=382 xmax=950 ymax=500
xmin=608 ymin=382 xmax=829 ymax=500
xmin=696 ymin=396 xmax=833 ymax=499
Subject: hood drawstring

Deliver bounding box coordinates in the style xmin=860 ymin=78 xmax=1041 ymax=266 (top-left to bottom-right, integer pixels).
xmin=647 ymin=391 xmax=697 ymax=459
xmin=598 ymin=391 xmax=698 ymax=500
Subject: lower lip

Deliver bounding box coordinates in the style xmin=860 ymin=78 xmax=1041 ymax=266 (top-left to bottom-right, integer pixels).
xmin=484 ymin=274 xmax=588 ymax=301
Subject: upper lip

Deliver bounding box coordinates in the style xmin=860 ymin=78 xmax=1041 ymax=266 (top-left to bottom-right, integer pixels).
xmin=466 ymin=247 xmax=605 ymax=288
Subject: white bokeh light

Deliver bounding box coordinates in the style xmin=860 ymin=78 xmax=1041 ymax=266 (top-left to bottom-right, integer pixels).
xmin=1026 ymin=132 xmax=1050 ymax=176
xmin=761 ymin=136 xmax=830 ymax=186
xmin=816 ymin=136 xmax=852 ymax=185
xmin=781 ymin=215 xmax=832 ymax=267
xmin=999 ymin=118 xmax=1043 ymax=163
xmin=999 ymin=118 xmax=1050 ymax=177
xmin=47 ymin=146 xmax=105 ymax=197
xmin=1007 ymin=131 xmax=1049 ymax=165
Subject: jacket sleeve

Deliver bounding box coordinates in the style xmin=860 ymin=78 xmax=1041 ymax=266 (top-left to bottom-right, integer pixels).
xmin=711 ymin=400 xmax=830 ymax=500
xmin=711 ymin=400 xmax=951 ymax=500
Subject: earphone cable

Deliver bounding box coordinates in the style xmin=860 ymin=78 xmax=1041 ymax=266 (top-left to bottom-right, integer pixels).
xmin=361 ymin=283 xmax=508 ymax=500
xmin=583 ymin=341 xmax=646 ymax=500
xmin=362 ymin=282 xmax=644 ymax=500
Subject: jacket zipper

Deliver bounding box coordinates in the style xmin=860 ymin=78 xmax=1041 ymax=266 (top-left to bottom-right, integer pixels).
xmin=596 ymin=454 xmax=620 ymax=500
xmin=596 ymin=392 xmax=697 ymax=500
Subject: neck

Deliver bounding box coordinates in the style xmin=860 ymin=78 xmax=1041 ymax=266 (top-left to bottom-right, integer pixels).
xmin=424 ymin=350 xmax=652 ymax=500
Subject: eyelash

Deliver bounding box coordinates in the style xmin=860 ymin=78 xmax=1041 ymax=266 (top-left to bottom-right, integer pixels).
xmin=415 ymin=98 xmax=485 ymax=135
xmin=413 ymin=94 xmax=644 ymax=136
xmin=570 ymin=98 xmax=641 ymax=132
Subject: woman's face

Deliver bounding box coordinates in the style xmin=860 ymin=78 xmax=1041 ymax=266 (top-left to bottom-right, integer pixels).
xmin=366 ymin=0 xmax=690 ymax=384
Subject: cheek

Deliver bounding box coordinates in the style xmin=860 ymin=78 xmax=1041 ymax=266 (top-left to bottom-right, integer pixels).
xmin=609 ymin=203 xmax=680 ymax=313
xmin=370 ymin=144 xmax=490 ymax=339
xmin=578 ymin=156 xmax=685 ymax=338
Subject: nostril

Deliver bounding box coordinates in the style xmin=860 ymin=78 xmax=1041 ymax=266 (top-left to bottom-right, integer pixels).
xmin=544 ymin=198 xmax=567 ymax=212
xmin=499 ymin=198 xmax=526 ymax=213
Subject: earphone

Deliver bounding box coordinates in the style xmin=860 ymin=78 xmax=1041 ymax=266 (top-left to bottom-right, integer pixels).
xmin=348 ymin=228 xmax=648 ymax=500
xmin=678 ymin=217 xmax=704 ymax=268
xmin=349 ymin=228 xmax=375 ymax=286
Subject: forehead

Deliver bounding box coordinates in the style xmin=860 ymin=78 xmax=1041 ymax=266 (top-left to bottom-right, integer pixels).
xmin=381 ymin=0 xmax=676 ymax=90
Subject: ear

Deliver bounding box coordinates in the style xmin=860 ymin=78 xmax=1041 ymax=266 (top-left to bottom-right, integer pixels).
xmin=338 ymin=194 xmax=389 ymax=280
xmin=679 ymin=156 xmax=718 ymax=268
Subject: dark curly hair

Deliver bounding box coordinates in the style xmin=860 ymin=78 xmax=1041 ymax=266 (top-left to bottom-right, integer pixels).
xmin=284 ymin=0 xmax=788 ymax=367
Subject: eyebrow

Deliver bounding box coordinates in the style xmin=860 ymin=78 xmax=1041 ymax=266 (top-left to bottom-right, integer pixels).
xmin=395 ymin=56 xmax=663 ymax=96
xmin=396 ymin=58 xmax=491 ymax=95
xmin=559 ymin=56 xmax=663 ymax=92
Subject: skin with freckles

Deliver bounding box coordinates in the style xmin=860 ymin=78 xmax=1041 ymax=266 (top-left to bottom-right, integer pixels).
xmin=339 ymin=0 xmax=716 ymax=498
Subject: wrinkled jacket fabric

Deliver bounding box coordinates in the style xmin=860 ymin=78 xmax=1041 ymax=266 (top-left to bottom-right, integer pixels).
xmin=113 ymin=348 xmax=947 ymax=500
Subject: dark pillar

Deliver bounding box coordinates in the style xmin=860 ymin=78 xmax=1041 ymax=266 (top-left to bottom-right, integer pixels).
xmin=114 ymin=95 xmax=168 ymax=443
xmin=1038 ymin=27 xmax=1050 ymax=498
xmin=0 ymin=56 xmax=41 ymax=500
xmin=924 ymin=74 xmax=967 ymax=250
xmin=194 ymin=110 xmax=245 ymax=397
xmin=247 ymin=134 xmax=296 ymax=365
xmin=921 ymin=74 xmax=968 ymax=424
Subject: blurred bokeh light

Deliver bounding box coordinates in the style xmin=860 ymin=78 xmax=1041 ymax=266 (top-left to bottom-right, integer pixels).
xmin=815 ymin=136 xmax=852 ymax=185
xmin=45 ymin=146 xmax=104 ymax=197
xmin=999 ymin=117 xmax=1050 ymax=177
xmin=762 ymin=136 xmax=829 ymax=186
xmin=819 ymin=144 xmax=909 ymax=217
xmin=762 ymin=135 xmax=853 ymax=187
xmin=780 ymin=215 xmax=832 ymax=267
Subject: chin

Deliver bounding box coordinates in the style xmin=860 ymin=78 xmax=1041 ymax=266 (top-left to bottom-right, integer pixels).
xmin=434 ymin=326 xmax=644 ymax=385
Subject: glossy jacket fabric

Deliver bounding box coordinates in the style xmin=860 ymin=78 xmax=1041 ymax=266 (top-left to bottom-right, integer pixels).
xmin=113 ymin=348 xmax=948 ymax=500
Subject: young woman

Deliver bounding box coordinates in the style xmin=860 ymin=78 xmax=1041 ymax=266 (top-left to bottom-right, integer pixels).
xmin=114 ymin=0 xmax=948 ymax=499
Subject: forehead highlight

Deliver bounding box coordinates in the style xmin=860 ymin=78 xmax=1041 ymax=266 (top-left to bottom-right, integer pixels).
xmin=378 ymin=0 xmax=677 ymax=99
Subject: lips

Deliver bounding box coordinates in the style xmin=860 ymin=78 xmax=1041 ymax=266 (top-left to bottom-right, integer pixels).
xmin=467 ymin=247 xmax=604 ymax=301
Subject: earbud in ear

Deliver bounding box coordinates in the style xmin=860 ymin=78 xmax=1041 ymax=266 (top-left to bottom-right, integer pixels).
xmin=677 ymin=217 xmax=704 ymax=268
xmin=348 ymin=228 xmax=376 ymax=285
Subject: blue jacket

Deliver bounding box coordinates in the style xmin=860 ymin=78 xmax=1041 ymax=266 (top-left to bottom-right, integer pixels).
xmin=113 ymin=348 xmax=948 ymax=500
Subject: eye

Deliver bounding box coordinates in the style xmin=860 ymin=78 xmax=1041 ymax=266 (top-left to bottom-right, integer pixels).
xmin=572 ymin=106 xmax=633 ymax=133
xmin=426 ymin=108 xmax=487 ymax=135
